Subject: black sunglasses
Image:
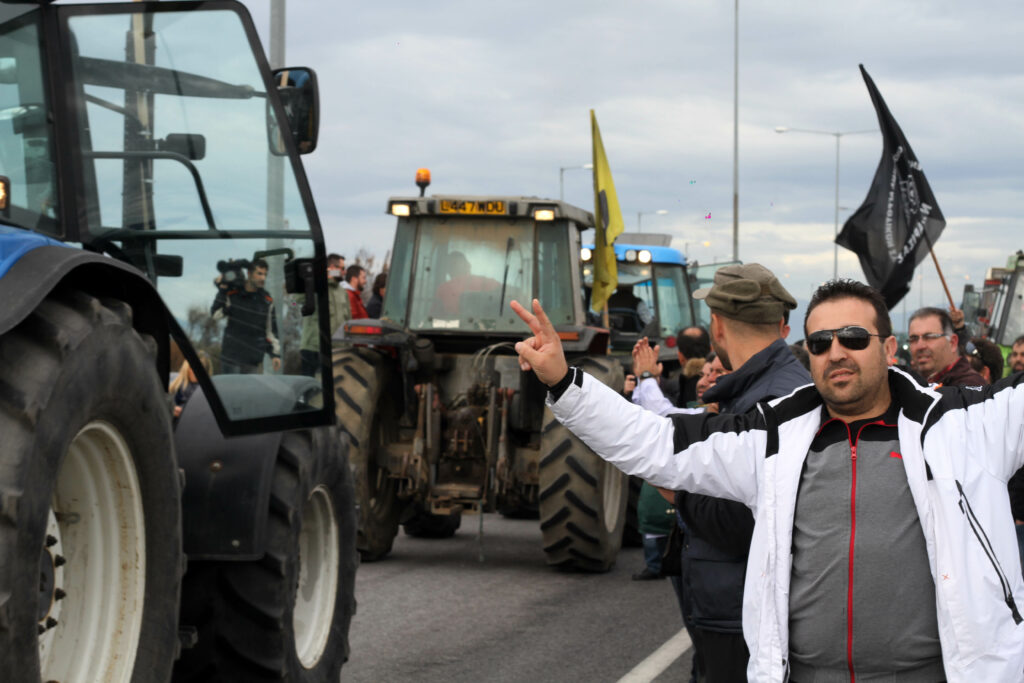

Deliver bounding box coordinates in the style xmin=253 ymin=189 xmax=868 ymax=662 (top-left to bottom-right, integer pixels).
xmin=806 ymin=326 xmax=886 ymax=355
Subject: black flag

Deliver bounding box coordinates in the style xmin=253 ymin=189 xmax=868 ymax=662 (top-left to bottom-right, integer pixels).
xmin=836 ymin=65 xmax=946 ymax=309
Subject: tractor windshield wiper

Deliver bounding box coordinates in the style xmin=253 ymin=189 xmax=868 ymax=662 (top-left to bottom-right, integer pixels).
xmin=498 ymin=236 xmax=514 ymax=315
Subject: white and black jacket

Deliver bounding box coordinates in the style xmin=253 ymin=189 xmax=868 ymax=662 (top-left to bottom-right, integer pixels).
xmin=548 ymin=366 xmax=1024 ymax=682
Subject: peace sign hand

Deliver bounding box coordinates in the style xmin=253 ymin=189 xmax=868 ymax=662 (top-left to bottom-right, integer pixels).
xmin=510 ymin=299 xmax=569 ymax=387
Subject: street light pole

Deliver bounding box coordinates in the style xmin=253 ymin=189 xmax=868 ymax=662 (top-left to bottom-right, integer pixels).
xmin=732 ymin=0 xmax=739 ymax=262
xmin=833 ymin=134 xmax=840 ymax=280
xmin=774 ymin=126 xmax=875 ymax=279
xmin=637 ymin=209 xmax=668 ymax=232
xmin=559 ymin=163 xmax=593 ymax=201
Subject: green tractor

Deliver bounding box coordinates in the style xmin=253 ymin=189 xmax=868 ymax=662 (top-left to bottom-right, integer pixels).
xmin=336 ymin=187 xmax=628 ymax=571
xmin=962 ymin=251 xmax=1024 ymax=352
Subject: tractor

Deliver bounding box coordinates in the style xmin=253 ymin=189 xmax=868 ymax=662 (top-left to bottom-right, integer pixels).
xmin=335 ymin=187 xmax=627 ymax=571
xmin=0 ymin=2 xmax=356 ymax=680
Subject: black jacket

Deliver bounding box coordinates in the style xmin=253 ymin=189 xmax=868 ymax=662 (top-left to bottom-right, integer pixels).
xmin=676 ymin=338 xmax=811 ymax=632
xmin=212 ymin=287 xmax=279 ymax=366
xmin=366 ymin=292 xmax=383 ymax=319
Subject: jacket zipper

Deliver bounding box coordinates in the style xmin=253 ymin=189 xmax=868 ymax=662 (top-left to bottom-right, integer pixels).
xmin=841 ymin=419 xmax=891 ymax=682
xmin=847 ymin=440 xmax=857 ymax=682
xmin=955 ymin=480 xmax=1023 ymax=625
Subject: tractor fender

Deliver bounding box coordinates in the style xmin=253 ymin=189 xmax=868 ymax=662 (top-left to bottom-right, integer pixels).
xmin=174 ymin=383 xmax=284 ymax=560
xmin=0 ymin=243 xmax=172 ymax=380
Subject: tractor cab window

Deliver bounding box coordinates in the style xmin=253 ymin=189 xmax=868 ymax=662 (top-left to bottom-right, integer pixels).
xmin=583 ymin=261 xmax=694 ymax=342
xmin=405 ymin=218 xmax=534 ymax=332
xmin=654 ymin=264 xmax=694 ymax=339
xmin=582 ymin=262 xmax=655 ymax=333
xmin=0 ymin=13 xmax=59 ymax=235
xmin=59 ymin=6 xmax=327 ymax=432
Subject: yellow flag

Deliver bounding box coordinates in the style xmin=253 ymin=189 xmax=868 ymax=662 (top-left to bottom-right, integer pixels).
xmin=590 ymin=109 xmax=624 ymax=314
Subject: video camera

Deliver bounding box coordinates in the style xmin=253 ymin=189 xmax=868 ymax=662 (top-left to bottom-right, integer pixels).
xmin=215 ymin=258 xmax=251 ymax=291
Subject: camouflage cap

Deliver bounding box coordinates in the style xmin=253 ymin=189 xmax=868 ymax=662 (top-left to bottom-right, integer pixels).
xmin=693 ymin=263 xmax=797 ymax=324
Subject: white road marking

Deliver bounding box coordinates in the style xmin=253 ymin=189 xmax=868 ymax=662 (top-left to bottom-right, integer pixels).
xmin=615 ymin=627 xmax=692 ymax=683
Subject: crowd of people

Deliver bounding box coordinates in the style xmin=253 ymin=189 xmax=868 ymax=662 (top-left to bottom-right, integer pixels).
xmin=170 ymin=253 xmax=387 ymax=419
xmin=210 ymin=253 xmax=387 ymax=380
xmin=510 ymin=262 xmax=1024 ymax=682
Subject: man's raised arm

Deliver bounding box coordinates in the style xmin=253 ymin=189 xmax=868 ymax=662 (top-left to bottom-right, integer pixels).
xmin=509 ymin=299 xmax=761 ymax=506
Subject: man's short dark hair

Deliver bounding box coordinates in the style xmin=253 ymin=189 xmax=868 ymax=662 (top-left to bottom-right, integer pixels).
xmin=1013 ymin=335 xmax=1024 ymax=348
xmin=249 ymin=257 xmax=269 ymax=271
xmin=910 ymin=307 xmax=954 ymax=337
xmin=327 ymin=253 xmax=343 ymax=266
xmin=804 ymin=279 xmax=892 ymax=339
xmin=677 ymin=326 xmax=710 ymax=360
xmin=345 ymin=264 xmax=364 ymax=282
xmin=969 ymin=337 xmax=1003 ymax=380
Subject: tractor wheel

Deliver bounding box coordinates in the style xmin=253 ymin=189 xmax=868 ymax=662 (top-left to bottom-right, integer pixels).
xmin=538 ymin=357 xmax=627 ymax=572
xmin=332 ymin=348 xmax=401 ymax=561
xmin=0 ymin=289 xmax=182 ymax=682
xmin=173 ymin=427 xmax=357 ymax=682
xmin=402 ymin=506 xmax=462 ymax=539
xmin=622 ymin=476 xmax=644 ymax=548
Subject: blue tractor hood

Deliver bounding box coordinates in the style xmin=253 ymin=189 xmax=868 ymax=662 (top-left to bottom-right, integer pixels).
xmin=0 ymin=225 xmax=68 ymax=279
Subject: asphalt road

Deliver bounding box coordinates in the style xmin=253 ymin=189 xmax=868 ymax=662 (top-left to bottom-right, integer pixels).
xmin=343 ymin=514 xmax=694 ymax=683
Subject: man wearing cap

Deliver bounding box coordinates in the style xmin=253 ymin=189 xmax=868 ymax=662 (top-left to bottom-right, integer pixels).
xmin=630 ymin=264 xmax=809 ymax=681
xmin=510 ymin=278 xmax=1024 ymax=682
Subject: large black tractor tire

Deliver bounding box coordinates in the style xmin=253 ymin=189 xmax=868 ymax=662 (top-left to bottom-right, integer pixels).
xmin=402 ymin=506 xmax=462 ymax=539
xmin=538 ymin=357 xmax=627 ymax=572
xmin=622 ymin=475 xmax=644 ymax=548
xmin=332 ymin=348 xmax=401 ymax=561
xmin=0 ymin=289 xmax=182 ymax=682
xmin=173 ymin=427 xmax=357 ymax=682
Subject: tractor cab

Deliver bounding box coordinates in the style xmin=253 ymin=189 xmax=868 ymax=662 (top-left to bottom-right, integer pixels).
xmin=378 ymin=194 xmax=606 ymax=353
xmin=581 ymin=233 xmax=696 ymax=365
xmin=962 ymin=250 xmax=1024 ymax=346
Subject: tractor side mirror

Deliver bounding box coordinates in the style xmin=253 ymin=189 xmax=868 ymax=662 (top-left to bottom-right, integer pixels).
xmin=268 ymin=67 xmax=319 ymax=156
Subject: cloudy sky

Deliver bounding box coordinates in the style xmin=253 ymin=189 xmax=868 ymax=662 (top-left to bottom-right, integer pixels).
xmin=249 ymin=0 xmax=1024 ymax=334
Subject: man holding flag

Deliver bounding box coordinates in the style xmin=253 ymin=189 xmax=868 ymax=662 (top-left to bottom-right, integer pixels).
xmin=589 ymin=110 xmax=624 ymax=324
xmin=836 ymin=65 xmax=947 ymax=310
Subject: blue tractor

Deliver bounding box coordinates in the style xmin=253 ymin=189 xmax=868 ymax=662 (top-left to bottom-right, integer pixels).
xmin=581 ymin=233 xmax=698 ymax=370
xmin=0 ymin=3 xmax=356 ymax=681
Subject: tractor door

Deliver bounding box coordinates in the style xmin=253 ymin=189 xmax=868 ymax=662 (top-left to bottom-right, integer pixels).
xmin=53 ymin=2 xmax=332 ymax=434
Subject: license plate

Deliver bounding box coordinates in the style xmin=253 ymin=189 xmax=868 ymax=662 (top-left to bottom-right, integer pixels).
xmin=439 ymin=199 xmax=507 ymax=215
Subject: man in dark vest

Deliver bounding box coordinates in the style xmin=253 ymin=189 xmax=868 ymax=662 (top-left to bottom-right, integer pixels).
xmin=633 ymin=264 xmax=809 ymax=681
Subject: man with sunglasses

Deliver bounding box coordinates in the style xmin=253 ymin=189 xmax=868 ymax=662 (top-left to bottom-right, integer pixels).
xmin=908 ymin=307 xmax=985 ymax=387
xmin=510 ymin=277 xmax=1024 ymax=682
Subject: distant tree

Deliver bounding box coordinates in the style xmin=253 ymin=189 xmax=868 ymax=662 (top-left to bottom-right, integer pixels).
xmin=184 ymin=305 xmax=223 ymax=371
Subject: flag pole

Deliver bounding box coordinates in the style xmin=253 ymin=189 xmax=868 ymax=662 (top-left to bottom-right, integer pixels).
xmin=923 ymin=231 xmax=955 ymax=308
xmin=928 ymin=249 xmax=955 ymax=309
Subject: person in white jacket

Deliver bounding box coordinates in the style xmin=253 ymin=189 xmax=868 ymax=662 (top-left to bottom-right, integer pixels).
xmin=510 ymin=279 xmax=1024 ymax=682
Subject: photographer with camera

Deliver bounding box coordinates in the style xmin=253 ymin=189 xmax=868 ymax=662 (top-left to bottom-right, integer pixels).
xmin=211 ymin=257 xmax=281 ymax=374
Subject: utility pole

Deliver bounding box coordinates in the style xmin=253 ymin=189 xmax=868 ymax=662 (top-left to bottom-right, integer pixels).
xmin=731 ymin=0 xmax=739 ymax=262
xmin=266 ymin=0 xmax=286 ymax=369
